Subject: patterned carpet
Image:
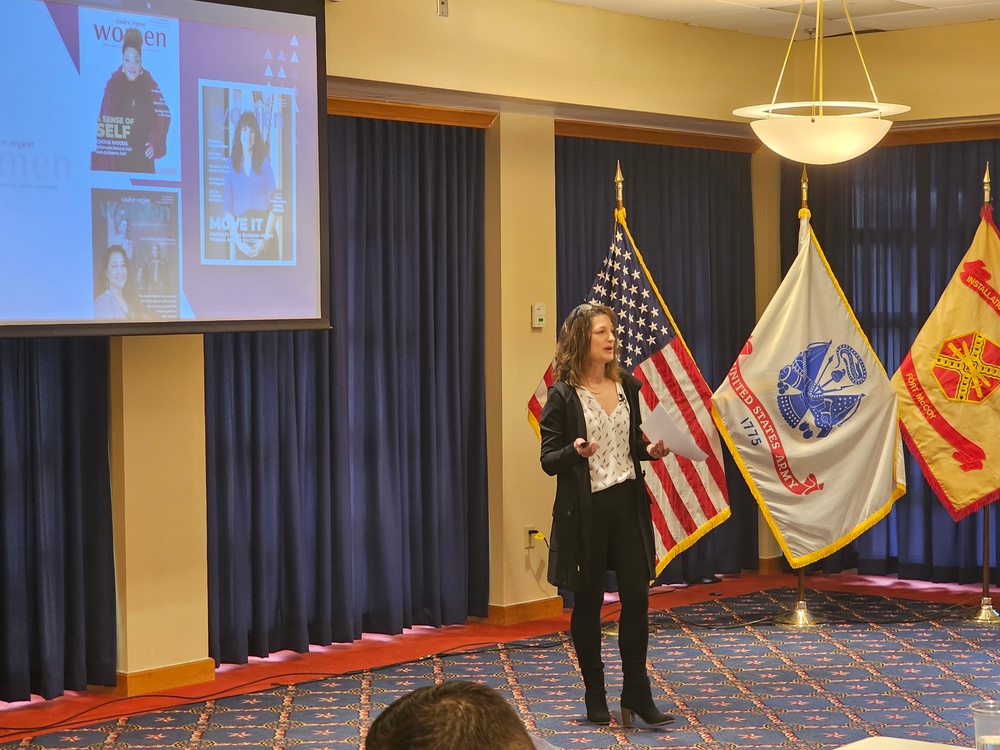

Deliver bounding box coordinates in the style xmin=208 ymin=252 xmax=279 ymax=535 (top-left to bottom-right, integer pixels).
xmin=3 ymin=588 xmax=995 ymax=750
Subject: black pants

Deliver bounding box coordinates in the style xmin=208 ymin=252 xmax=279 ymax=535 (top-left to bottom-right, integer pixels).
xmin=571 ymin=479 xmax=650 ymax=687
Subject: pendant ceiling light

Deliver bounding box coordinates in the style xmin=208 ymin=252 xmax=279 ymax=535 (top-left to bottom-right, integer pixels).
xmin=733 ymin=0 xmax=909 ymax=165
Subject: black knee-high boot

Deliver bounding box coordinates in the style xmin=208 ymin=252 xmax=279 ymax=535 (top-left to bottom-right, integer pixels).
xmin=581 ymin=667 xmax=610 ymax=725
xmin=619 ymin=611 xmax=673 ymax=727
xmin=572 ymin=601 xmax=610 ymax=724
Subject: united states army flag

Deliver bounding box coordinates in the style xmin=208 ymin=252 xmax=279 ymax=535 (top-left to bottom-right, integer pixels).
xmin=893 ymin=205 xmax=1000 ymax=520
xmin=712 ymin=210 xmax=906 ymax=567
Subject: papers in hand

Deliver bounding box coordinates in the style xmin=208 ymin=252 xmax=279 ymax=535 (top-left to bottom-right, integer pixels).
xmin=640 ymin=403 xmax=708 ymax=461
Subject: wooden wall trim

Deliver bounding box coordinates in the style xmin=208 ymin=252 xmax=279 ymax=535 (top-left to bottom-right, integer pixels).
xmin=481 ymin=596 xmax=565 ymax=626
xmin=758 ymin=557 xmax=785 ymax=575
xmin=554 ymin=116 xmax=1000 ymax=152
xmin=328 ymin=97 xmax=497 ymax=128
xmin=325 ymin=97 xmax=1000 ymax=148
xmin=96 ymin=658 xmax=216 ymax=697
xmin=882 ymin=121 xmax=1000 ymax=147
xmin=555 ymin=119 xmax=759 ymax=153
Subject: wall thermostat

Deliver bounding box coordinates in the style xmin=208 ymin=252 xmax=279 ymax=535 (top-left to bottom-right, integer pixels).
xmin=531 ymin=302 xmax=546 ymax=329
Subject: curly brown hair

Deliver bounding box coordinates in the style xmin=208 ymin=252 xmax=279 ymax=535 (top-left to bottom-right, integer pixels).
xmin=553 ymin=303 xmax=623 ymax=387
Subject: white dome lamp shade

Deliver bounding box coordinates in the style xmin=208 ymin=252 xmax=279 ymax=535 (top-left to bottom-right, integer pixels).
xmin=734 ymin=0 xmax=909 ymax=166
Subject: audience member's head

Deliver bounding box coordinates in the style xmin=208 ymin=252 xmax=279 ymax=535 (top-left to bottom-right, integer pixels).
xmin=365 ymin=680 xmax=536 ymax=750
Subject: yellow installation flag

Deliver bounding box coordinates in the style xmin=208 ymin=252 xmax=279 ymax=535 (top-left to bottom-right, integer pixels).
xmin=893 ymin=205 xmax=1000 ymax=520
xmin=713 ymin=209 xmax=906 ymax=567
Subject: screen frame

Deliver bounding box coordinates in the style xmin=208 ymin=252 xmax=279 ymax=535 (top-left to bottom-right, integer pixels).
xmin=1 ymin=0 xmax=330 ymax=338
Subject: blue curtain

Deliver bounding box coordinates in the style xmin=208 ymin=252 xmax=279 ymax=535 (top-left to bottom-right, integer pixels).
xmin=206 ymin=116 xmax=488 ymax=664
xmin=554 ymin=136 xmax=759 ymax=579
xmin=780 ymin=140 xmax=1000 ymax=582
xmin=0 ymin=337 xmax=116 ymax=701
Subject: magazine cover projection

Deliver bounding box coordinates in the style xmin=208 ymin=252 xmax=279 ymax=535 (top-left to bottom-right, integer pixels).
xmin=0 ymin=0 xmax=321 ymax=329
xmin=201 ymin=85 xmax=294 ymax=264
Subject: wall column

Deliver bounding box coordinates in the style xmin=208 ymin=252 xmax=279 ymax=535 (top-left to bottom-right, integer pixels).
xmin=108 ymin=334 xmax=214 ymax=695
xmin=484 ymin=112 xmax=563 ymax=623
xmin=750 ymin=148 xmax=785 ymax=573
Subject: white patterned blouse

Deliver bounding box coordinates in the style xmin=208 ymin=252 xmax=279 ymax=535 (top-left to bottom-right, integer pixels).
xmin=575 ymin=381 xmax=636 ymax=493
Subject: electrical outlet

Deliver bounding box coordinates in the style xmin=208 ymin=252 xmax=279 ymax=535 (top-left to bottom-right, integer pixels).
xmin=437 ymin=0 xmax=448 ymax=17
xmin=524 ymin=525 xmax=538 ymax=549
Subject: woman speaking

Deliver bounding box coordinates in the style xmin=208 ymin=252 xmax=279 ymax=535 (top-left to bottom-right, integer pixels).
xmin=539 ymin=302 xmax=673 ymax=729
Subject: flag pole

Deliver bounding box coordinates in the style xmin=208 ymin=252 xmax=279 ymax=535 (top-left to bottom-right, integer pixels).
xmin=606 ymin=160 xmax=723 ymax=630
xmin=616 ymin=160 xmax=727 ymax=588
xmin=967 ymin=163 xmax=1000 ymax=625
xmin=603 ymin=162 xmax=633 ymax=639
xmin=773 ymin=166 xmax=827 ymax=629
xmin=615 ymin=160 xmax=624 ymax=211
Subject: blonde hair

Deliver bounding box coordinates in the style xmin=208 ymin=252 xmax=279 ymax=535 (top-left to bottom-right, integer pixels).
xmin=553 ymin=303 xmax=623 ymax=386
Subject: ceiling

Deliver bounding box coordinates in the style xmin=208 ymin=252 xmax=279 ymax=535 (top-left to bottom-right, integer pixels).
xmin=550 ymin=0 xmax=1000 ymax=39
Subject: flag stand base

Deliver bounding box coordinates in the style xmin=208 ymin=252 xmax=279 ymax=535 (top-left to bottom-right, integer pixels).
xmin=601 ymin=623 xmax=658 ymax=636
xmin=774 ymin=570 xmax=826 ymax=628
xmin=965 ymin=596 xmax=1000 ymax=624
xmin=688 ymin=576 xmax=722 ymax=585
xmin=965 ymin=506 xmax=999 ymax=624
xmin=774 ymin=600 xmax=827 ymax=628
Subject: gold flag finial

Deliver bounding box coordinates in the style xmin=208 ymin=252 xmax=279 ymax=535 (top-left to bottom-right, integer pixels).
xmin=800 ymin=165 xmax=809 ymax=209
xmin=985 ymin=163 xmax=992 ymax=207
xmin=615 ymin=161 xmax=624 ymax=209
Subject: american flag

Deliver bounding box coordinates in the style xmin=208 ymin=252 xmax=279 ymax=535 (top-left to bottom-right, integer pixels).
xmin=528 ymin=207 xmax=730 ymax=572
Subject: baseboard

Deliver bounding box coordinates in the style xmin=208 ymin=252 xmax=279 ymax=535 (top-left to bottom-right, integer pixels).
xmin=97 ymin=657 xmax=216 ymax=697
xmin=758 ymin=556 xmax=785 ymax=575
xmin=484 ymin=596 xmax=564 ymax=625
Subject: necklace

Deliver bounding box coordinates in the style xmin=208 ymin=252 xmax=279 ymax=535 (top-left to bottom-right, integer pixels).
xmin=584 ymin=379 xmax=607 ymax=395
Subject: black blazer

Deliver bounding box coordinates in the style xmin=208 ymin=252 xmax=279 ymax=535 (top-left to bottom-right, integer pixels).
xmin=539 ymin=373 xmax=657 ymax=590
